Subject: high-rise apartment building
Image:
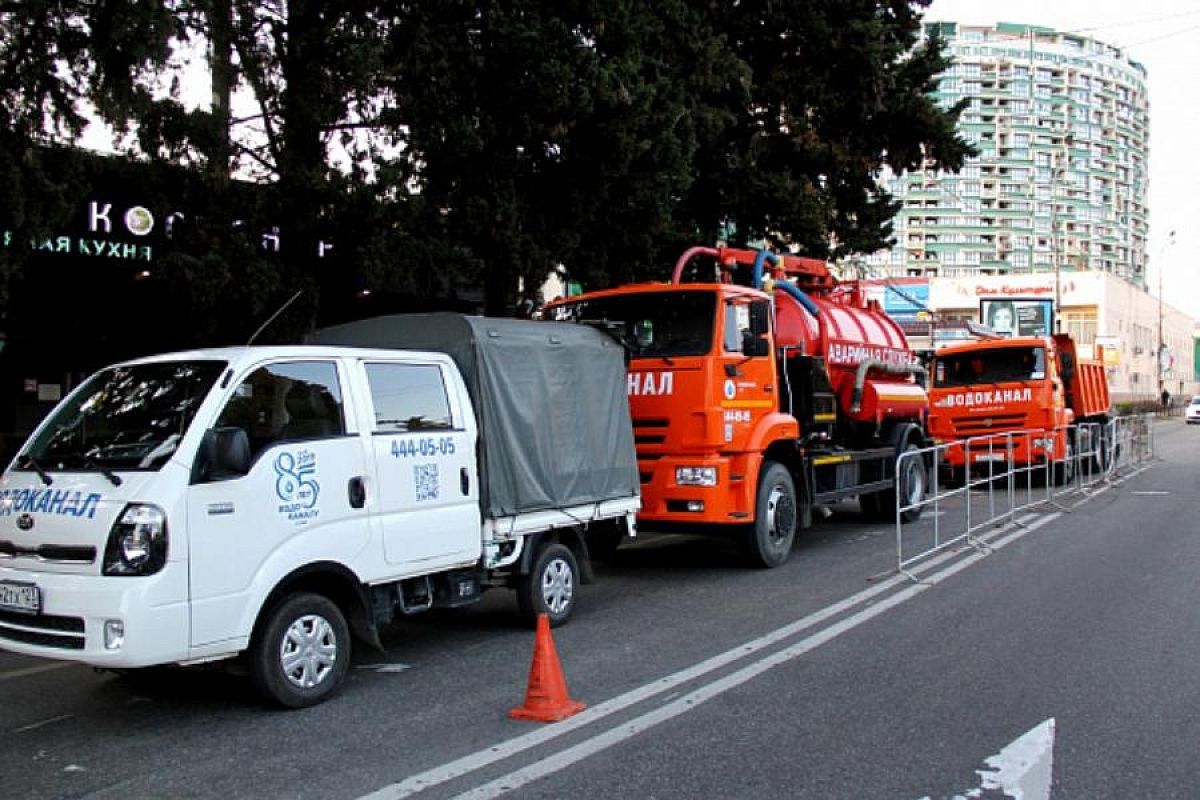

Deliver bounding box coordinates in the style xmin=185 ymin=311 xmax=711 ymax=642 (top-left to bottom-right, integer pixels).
xmin=863 ymin=22 xmax=1149 ymax=286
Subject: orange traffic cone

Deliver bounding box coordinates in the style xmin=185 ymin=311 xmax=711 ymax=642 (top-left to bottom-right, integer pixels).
xmin=509 ymin=613 xmax=586 ymax=722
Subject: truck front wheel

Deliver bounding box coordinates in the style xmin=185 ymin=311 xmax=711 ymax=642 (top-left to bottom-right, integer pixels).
xmin=740 ymin=461 xmax=797 ymax=568
xmin=517 ymin=542 xmax=579 ymax=627
xmin=249 ymin=592 xmax=351 ymax=709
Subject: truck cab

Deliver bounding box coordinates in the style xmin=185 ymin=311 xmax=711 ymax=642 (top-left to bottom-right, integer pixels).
xmin=0 ymin=347 xmax=483 ymax=705
xmin=546 ymin=282 xmax=791 ymax=529
xmin=928 ymin=333 xmax=1111 ymax=481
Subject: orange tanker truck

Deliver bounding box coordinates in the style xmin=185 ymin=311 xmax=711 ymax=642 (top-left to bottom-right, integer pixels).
xmin=927 ymin=332 xmax=1111 ymax=485
xmin=543 ymin=247 xmax=931 ymax=567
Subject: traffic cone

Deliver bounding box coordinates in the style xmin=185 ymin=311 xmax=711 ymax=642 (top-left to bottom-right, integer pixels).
xmin=509 ymin=613 xmax=586 ymax=722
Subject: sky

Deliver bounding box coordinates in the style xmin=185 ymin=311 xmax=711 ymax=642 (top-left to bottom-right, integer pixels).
xmin=924 ymin=0 xmax=1200 ymax=318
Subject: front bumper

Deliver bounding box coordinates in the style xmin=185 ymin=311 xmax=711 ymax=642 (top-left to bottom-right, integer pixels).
xmin=636 ymin=454 xmax=759 ymax=525
xmin=0 ymin=561 xmax=190 ymax=668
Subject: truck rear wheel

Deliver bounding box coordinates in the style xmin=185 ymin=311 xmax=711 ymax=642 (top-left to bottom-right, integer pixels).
xmin=896 ymin=444 xmax=927 ymax=522
xmin=870 ymin=443 xmax=927 ymax=523
xmin=249 ymin=592 xmax=351 ymax=709
xmin=517 ymin=542 xmax=579 ymax=627
xmin=740 ymin=461 xmax=797 ymax=568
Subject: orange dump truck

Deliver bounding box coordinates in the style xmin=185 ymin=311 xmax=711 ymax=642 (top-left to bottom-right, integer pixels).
xmin=928 ymin=333 xmax=1111 ymax=484
xmin=544 ymin=247 xmax=931 ymax=567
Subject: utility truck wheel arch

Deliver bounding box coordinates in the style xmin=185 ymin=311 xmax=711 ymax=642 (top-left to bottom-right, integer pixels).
xmin=249 ymin=592 xmax=351 ymax=709
xmin=741 ymin=461 xmax=797 ymax=568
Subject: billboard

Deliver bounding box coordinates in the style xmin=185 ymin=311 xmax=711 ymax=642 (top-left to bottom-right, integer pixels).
xmin=882 ymin=282 xmax=930 ymax=320
xmin=979 ymin=298 xmax=1053 ymax=337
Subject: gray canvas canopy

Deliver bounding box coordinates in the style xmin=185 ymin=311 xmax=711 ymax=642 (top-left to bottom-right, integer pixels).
xmin=311 ymin=313 xmax=639 ymax=520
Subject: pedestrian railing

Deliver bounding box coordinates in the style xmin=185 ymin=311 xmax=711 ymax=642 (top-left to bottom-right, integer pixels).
xmin=893 ymin=414 xmax=1155 ymax=580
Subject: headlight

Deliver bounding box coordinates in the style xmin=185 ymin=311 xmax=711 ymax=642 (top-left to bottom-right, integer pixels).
xmin=676 ymin=466 xmax=718 ymax=487
xmin=103 ymin=504 xmax=168 ymax=576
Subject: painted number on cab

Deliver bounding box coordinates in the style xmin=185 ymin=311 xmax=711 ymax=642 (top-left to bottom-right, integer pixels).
xmin=391 ymin=436 xmax=456 ymax=459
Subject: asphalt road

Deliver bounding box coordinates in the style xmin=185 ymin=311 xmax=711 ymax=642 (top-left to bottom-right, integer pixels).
xmin=1 ymin=417 xmax=1193 ymax=799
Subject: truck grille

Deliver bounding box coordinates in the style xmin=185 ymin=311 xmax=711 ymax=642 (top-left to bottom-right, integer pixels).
xmin=632 ymin=418 xmax=669 ymax=448
xmin=951 ymin=414 xmax=1029 ymax=437
xmin=0 ymin=609 xmax=86 ymax=650
xmin=0 ymin=540 xmax=97 ymax=564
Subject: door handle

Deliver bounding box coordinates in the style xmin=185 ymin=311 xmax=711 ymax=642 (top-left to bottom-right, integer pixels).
xmin=460 ymin=467 xmax=470 ymax=496
xmin=348 ymin=476 xmax=366 ymax=509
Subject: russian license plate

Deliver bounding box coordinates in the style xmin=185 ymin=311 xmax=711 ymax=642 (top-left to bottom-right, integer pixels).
xmin=0 ymin=580 xmax=41 ymax=615
xmin=973 ymin=453 xmax=1006 ymax=463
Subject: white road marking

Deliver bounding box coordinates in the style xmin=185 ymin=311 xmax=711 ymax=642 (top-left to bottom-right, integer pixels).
xmin=937 ymin=718 xmax=1056 ymax=800
xmin=14 ymin=714 xmax=73 ymax=733
xmin=1130 ymin=490 xmax=1169 ymax=496
xmin=359 ymin=663 xmax=412 ymax=674
xmin=449 ymin=516 xmax=1061 ymax=800
xmin=357 ymin=512 xmax=1059 ymax=800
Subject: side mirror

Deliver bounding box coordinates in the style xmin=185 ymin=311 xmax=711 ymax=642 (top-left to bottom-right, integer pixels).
xmin=749 ymin=301 xmax=770 ymax=336
xmin=191 ymin=426 xmax=251 ymax=484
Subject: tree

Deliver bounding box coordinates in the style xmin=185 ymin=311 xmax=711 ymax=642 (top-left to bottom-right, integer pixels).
xmin=2 ymin=0 xmax=973 ymax=327
xmin=680 ymin=0 xmax=973 ymax=261
xmin=383 ymin=0 xmax=747 ymax=312
xmin=384 ymin=1 xmax=971 ymax=307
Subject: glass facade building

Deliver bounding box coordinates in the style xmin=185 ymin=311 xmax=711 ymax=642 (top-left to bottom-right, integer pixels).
xmin=864 ymin=22 xmax=1149 ymax=286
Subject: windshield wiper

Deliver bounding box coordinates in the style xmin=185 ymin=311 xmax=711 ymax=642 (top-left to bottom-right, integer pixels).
xmin=82 ymin=455 xmax=123 ymax=487
xmin=17 ymin=454 xmax=53 ymax=486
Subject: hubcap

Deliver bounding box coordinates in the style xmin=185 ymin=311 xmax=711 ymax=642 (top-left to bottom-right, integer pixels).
xmin=903 ymin=461 xmax=925 ymax=505
xmin=541 ymin=558 xmax=575 ymax=614
xmin=279 ymin=614 xmax=337 ymax=689
xmin=765 ymin=485 xmax=796 ymax=546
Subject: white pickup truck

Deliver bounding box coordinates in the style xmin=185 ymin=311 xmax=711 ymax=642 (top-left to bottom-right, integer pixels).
xmin=0 ymin=314 xmax=639 ymax=707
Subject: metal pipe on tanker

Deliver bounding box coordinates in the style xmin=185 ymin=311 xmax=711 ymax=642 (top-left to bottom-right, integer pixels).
xmin=671 ymin=247 xmax=721 ymax=284
xmin=849 ymin=359 xmax=929 ymax=414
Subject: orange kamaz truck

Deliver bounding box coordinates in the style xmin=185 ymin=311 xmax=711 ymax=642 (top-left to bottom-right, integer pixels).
xmin=928 ymin=333 xmax=1111 ymax=484
xmin=544 ymin=247 xmax=931 ymax=567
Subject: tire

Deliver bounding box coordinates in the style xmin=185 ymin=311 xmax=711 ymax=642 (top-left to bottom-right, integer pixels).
xmin=249 ymin=592 xmax=351 ymax=709
xmin=740 ymin=461 xmax=797 ymax=568
xmin=517 ymin=542 xmax=579 ymax=627
xmin=879 ymin=443 xmax=927 ymax=523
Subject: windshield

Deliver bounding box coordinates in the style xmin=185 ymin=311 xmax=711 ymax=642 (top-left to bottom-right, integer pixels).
xmin=546 ymin=290 xmax=716 ymax=357
xmin=21 ymin=360 xmax=226 ymax=472
xmin=933 ymin=347 xmax=1046 ymax=388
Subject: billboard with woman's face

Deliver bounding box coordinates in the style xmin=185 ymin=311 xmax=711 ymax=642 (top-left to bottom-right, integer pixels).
xmin=980 ymin=299 xmax=1053 ymax=337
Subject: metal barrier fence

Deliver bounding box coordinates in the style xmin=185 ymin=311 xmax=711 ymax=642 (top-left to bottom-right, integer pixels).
xmin=893 ymin=414 xmax=1155 ymax=580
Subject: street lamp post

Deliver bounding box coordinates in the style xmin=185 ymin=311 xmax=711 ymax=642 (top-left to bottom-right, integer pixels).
xmin=1052 ymin=163 xmax=1063 ymax=332
xmin=1157 ymin=229 xmax=1177 ymax=392
xmin=1051 ymin=137 xmax=1072 ymax=332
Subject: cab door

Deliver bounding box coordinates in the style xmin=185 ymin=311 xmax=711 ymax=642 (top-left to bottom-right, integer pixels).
xmin=355 ymin=358 xmax=480 ymax=571
xmin=186 ymin=358 xmax=371 ymax=649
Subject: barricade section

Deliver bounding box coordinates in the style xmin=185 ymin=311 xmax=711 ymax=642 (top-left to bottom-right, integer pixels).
xmin=893 ymin=415 xmax=1155 ymax=579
